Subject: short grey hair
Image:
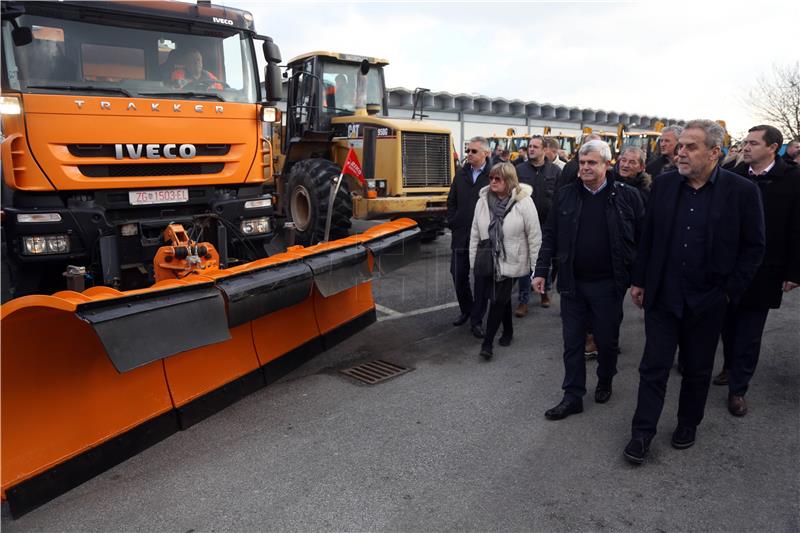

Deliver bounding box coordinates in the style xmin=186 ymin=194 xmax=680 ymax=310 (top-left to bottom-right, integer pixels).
xmin=579 ymin=140 xmax=612 ymax=163
xmin=469 ymin=136 xmax=490 ymax=152
xmin=684 ymin=119 xmax=725 ymax=149
xmin=581 ymin=133 xmax=601 ymax=144
xmin=661 ymin=125 xmax=684 ymax=138
xmin=620 ymin=146 xmax=646 ymax=166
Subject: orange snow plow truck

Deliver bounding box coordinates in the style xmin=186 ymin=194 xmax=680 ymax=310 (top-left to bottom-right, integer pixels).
xmin=0 ymin=0 xmax=421 ymax=517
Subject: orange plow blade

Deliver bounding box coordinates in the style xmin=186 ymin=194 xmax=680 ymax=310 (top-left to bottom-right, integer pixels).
xmin=1 ymin=218 xmax=420 ymax=517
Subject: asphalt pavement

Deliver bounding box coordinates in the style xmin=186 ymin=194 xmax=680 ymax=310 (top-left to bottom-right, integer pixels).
xmin=3 ymin=228 xmax=799 ymax=532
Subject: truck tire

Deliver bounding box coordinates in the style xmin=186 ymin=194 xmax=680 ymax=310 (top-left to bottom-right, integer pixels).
xmin=287 ymin=158 xmax=352 ymax=246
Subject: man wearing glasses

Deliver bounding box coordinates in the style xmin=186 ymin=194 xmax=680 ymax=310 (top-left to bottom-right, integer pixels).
xmin=447 ymin=137 xmax=492 ymax=338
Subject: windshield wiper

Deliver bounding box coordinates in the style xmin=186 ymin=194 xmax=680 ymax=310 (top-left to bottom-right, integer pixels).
xmin=26 ymin=84 xmax=133 ymax=97
xmin=139 ymin=91 xmax=226 ymax=102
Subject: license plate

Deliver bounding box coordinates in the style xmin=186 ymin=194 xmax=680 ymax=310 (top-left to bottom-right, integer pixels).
xmin=129 ymin=189 xmax=189 ymax=206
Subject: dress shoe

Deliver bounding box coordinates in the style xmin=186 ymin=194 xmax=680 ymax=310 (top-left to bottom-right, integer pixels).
xmin=544 ymin=398 xmax=583 ymax=421
xmin=712 ymin=369 xmax=729 ymax=386
xmin=623 ymin=437 xmax=650 ymax=465
xmin=514 ymin=303 xmax=528 ymax=317
xmin=671 ymin=425 xmax=696 ymax=449
xmin=470 ymin=324 xmax=484 ymax=339
xmin=479 ymin=345 xmax=493 ymax=360
xmin=498 ymin=333 xmax=513 ymax=347
xmin=595 ymin=380 xmax=612 ymax=404
xmin=584 ymin=333 xmax=598 ymax=360
xmin=452 ymin=313 xmax=469 ymax=326
xmin=540 ymin=293 xmax=551 ymax=308
xmin=728 ymin=394 xmax=748 ymax=417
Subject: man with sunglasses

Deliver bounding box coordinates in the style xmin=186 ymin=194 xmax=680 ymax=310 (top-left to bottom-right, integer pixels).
xmin=447 ymin=137 xmax=492 ymax=337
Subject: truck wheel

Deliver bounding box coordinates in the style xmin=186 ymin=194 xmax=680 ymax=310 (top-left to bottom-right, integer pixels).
xmin=287 ymin=158 xmax=352 ymax=246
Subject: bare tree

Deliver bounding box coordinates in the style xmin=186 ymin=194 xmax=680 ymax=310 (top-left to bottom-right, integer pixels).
xmin=746 ymin=62 xmax=800 ymax=140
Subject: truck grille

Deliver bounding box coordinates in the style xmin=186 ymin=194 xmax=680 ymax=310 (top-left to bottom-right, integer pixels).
xmin=401 ymin=132 xmax=451 ymax=188
xmin=79 ymin=163 xmax=224 ymax=177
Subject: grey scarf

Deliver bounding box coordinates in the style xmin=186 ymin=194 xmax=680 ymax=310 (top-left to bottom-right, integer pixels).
xmin=486 ymin=190 xmax=515 ymax=277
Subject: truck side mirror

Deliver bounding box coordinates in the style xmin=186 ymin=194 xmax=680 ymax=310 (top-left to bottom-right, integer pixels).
xmin=359 ymin=59 xmax=369 ymax=76
xmin=264 ymin=62 xmax=283 ymax=102
xmin=12 ymin=25 xmax=33 ymax=46
xmin=262 ymin=39 xmax=281 ymax=63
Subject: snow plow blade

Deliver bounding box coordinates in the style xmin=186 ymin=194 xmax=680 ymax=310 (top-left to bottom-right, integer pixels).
xmin=76 ymin=284 xmax=231 ymax=373
xmin=1 ymin=218 xmax=420 ymax=518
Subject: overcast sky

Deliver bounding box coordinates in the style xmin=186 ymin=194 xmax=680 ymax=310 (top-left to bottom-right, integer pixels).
xmin=239 ymin=0 xmax=796 ymax=138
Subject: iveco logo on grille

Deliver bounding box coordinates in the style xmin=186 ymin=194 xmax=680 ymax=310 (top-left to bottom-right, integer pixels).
xmin=114 ymin=144 xmax=197 ymax=160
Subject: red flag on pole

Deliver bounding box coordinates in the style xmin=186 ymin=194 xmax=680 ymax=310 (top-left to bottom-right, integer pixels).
xmin=342 ymin=147 xmax=365 ymax=185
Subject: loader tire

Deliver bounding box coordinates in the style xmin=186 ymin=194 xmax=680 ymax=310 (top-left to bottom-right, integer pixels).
xmin=287 ymin=158 xmax=352 ymax=246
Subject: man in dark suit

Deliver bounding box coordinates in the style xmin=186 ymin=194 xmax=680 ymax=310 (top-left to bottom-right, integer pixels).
xmin=447 ymin=137 xmax=491 ymax=338
xmin=713 ymin=125 xmax=800 ymax=416
xmin=645 ymin=126 xmax=683 ymax=178
xmin=624 ymin=120 xmax=766 ymax=465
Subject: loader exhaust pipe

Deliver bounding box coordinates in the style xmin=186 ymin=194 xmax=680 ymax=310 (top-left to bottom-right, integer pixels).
xmin=354 ymin=59 xmax=369 ymax=117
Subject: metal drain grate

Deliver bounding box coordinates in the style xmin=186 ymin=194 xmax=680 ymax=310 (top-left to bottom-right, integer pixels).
xmin=339 ymin=360 xmax=411 ymax=385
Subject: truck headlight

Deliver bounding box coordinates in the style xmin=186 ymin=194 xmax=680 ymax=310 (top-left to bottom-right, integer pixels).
xmin=244 ymin=196 xmax=272 ymax=209
xmin=0 ymin=96 xmax=21 ymax=116
xmin=22 ymin=234 xmax=70 ymax=255
xmin=240 ymin=217 xmax=270 ymax=235
xmin=17 ymin=213 xmax=62 ymax=223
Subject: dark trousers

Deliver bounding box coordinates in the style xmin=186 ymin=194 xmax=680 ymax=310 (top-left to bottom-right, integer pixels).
xmin=631 ymin=299 xmax=726 ymax=439
xmin=560 ymin=278 xmax=622 ymax=402
xmin=720 ymin=303 xmax=770 ymax=396
xmin=483 ymin=277 xmax=513 ymax=348
xmin=450 ymin=248 xmax=487 ymax=326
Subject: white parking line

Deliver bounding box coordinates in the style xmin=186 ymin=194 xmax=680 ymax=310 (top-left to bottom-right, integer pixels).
xmin=376 ymin=301 xmax=460 ymax=322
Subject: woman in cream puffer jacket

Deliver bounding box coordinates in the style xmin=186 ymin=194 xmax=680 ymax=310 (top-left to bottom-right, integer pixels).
xmin=469 ymin=162 xmax=542 ymax=359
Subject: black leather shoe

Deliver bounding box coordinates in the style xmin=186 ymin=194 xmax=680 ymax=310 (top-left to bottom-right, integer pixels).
xmin=498 ymin=333 xmax=513 ymax=346
xmin=623 ymin=437 xmax=650 ymax=465
xmin=544 ymin=399 xmax=583 ymax=420
xmin=452 ymin=313 xmax=469 ymax=326
xmin=671 ymin=425 xmax=696 ymax=449
xmin=470 ymin=324 xmax=484 ymax=339
xmin=595 ymin=381 xmax=612 ymax=404
xmin=479 ymin=345 xmax=493 ymax=360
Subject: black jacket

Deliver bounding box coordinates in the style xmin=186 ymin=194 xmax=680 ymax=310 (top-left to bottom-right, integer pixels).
xmin=731 ymin=159 xmax=800 ymax=308
xmin=534 ymin=176 xmax=645 ymax=296
xmin=614 ymin=169 xmax=652 ymax=205
xmin=515 ymin=159 xmax=561 ymax=224
xmin=632 ymin=168 xmax=766 ymax=310
xmin=645 ymin=154 xmax=673 ymax=178
xmin=782 ymin=152 xmax=798 ymax=167
xmin=446 ymin=161 xmax=491 ymax=250
xmin=556 ymin=156 xmax=578 ymax=191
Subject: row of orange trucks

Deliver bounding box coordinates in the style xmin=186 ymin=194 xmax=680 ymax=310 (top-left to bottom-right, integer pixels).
xmin=0 ymin=0 xmax=461 ymax=517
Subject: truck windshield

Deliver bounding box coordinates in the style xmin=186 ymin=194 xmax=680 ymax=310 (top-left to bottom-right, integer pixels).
xmin=2 ymin=14 xmax=257 ymax=103
xmin=320 ymin=61 xmax=384 ymax=115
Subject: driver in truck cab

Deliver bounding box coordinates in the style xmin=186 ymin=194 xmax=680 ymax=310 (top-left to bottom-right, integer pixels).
xmin=170 ymin=48 xmax=223 ymax=90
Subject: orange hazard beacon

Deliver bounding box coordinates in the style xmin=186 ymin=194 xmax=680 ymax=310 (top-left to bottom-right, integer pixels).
xmin=0 ymin=0 xmax=421 ymax=517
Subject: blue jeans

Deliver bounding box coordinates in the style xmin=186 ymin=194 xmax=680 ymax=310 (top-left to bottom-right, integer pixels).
xmin=517 ymin=268 xmax=551 ymax=304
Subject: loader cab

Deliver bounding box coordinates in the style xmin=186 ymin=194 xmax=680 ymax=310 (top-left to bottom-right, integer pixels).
xmin=284 ymin=52 xmax=388 ymax=150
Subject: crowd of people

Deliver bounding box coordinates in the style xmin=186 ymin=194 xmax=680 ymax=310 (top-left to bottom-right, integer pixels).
xmin=445 ymin=121 xmax=800 ymax=465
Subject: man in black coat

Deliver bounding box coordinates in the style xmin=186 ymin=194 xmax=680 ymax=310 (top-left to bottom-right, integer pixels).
xmin=446 ymin=136 xmax=491 ymax=337
xmin=533 ymin=140 xmax=644 ymax=420
xmin=713 ymin=125 xmax=800 ymax=416
xmin=783 ymin=138 xmax=799 ymax=166
xmin=624 ymin=120 xmax=766 ymax=465
xmin=555 ymin=133 xmax=600 ymax=191
xmin=514 ymin=135 xmax=561 ymax=313
xmin=645 ymin=125 xmax=683 ymax=178
xmin=616 ymin=146 xmax=652 ymax=205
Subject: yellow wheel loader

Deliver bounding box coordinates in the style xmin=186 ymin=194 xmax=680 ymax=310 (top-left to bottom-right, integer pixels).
xmin=270 ymin=51 xmax=456 ymax=244
xmin=0 ymin=0 xmax=421 ymax=517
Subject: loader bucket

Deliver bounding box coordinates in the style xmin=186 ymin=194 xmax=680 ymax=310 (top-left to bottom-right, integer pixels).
xmin=1 ymin=218 xmax=420 ymax=517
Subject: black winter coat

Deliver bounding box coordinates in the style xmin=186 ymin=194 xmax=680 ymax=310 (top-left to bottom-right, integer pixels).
xmin=534 ymin=177 xmax=645 ymax=297
xmin=732 ymin=159 xmax=800 ymax=308
xmin=556 ymin=156 xmax=578 ymax=191
xmin=632 ymin=168 xmax=766 ymax=310
xmin=446 ymin=162 xmax=491 ymax=250
xmin=515 ymin=160 xmax=561 ymax=224
xmin=645 ymin=154 xmax=672 ymax=178
xmin=614 ymin=169 xmax=652 ymax=205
